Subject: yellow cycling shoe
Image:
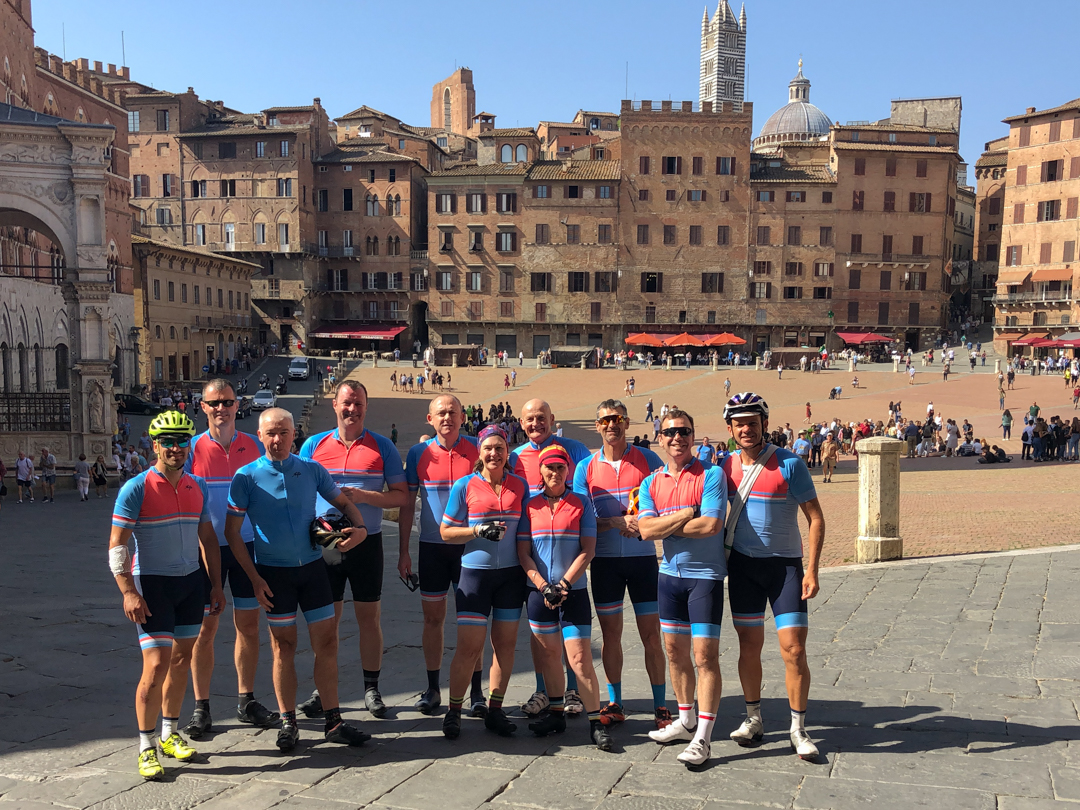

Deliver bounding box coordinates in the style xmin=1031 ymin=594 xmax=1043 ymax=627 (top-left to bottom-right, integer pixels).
xmin=138 ymin=748 xmax=164 ymax=780
xmin=159 ymin=732 xmax=197 ymax=761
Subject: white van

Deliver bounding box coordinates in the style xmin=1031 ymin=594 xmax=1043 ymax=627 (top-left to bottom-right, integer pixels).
xmin=288 ymin=357 xmax=310 ymax=380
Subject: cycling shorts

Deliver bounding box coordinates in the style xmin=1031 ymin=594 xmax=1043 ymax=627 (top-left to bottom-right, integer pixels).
xmin=455 ymin=566 xmax=526 ymax=627
xmin=658 ymin=573 xmax=724 ymax=639
xmin=135 ymin=570 xmax=204 ymax=651
xmin=256 ymin=560 xmax=335 ymax=629
xmin=203 ymin=542 xmax=258 ymax=612
xmin=419 ymin=541 xmax=464 ymax=602
xmin=527 ymin=587 xmax=592 ymax=641
xmin=590 ymin=555 xmax=659 ymax=618
xmin=727 ymin=549 xmax=807 ymax=630
xmin=326 ymin=531 xmax=384 ymax=604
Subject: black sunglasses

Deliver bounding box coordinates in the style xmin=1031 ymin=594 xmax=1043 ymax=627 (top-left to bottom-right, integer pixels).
xmin=156 ymin=437 xmax=191 ymax=448
xmin=400 ymin=573 xmax=420 ymax=592
xmin=204 ymin=399 xmax=236 ymax=408
xmin=660 ymin=427 xmax=693 ymax=439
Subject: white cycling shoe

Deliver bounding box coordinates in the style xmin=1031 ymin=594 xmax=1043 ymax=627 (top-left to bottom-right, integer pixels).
xmin=790 ymin=728 xmax=820 ymax=761
xmin=648 ymin=717 xmax=696 ymax=744
xmin=676 ymin=738 xmax=711 ymax=769
xmin=520 ymin=691 xmax=549 ymax=717
xmin=730 ymin=715 xmax=765 ymax=747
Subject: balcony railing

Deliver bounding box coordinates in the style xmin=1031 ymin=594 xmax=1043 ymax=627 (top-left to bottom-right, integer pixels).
xmin=300 ymin=243 xmax=358 ymax=258
xmin=993 ymin=291 xmax=1073 ymax=304
xmin=848 ymin=253 xmax=932 ymax=266
xmin=410 ymin=249 xmax=428 ymax=260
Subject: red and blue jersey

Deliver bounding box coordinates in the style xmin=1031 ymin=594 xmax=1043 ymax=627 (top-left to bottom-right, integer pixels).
xmin=517 ymin=491 xmax=597 ymax=590
xmin=112 ymin=468 xmax=211 ymax=577
xmin=405 ymin=435 xmax=479 ymax=545
xmin=721 ymin=447 xmax=817 ymax=558
xmin=300 ymin=428 xmax=406 ymax=529
xmin=638 ymin=460 xmax=727 ymax=580
xmin=509 ymin=435 xmax=592 ymax=496
xmin=184 ymin=430 xmax=263 ymax=545
xmin=442 ymin=472 xmax=529 ymax=570
xmin=572 ymin=446 xmax=663 ymax=558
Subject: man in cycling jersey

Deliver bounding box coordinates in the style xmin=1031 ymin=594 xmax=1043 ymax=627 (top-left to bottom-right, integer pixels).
xmin=109 ymin=410 xmax=224 ymax=781
xmin=720 ymin=392 xmax=825 ymax=761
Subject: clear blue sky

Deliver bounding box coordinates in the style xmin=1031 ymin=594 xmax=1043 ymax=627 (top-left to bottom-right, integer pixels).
xmin=34 ymin=0 xmax=1080 ymax=169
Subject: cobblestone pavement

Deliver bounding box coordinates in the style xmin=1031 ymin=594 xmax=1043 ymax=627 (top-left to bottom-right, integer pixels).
xmin=0 ymin=490 xmax=1078 ymax=809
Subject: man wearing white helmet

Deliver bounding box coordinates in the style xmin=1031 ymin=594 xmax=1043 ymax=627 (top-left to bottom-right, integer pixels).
xmin=719 ymin=393 xmax=825 ymax=761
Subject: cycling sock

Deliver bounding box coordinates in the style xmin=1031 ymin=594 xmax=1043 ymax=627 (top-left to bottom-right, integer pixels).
xmin=651 ymin=683 xmax=666 ymax=709
xmin=471 ymin=669 xmax=483 ymax=696
xmin=548 ymin=695 xmax=565 ymax=714
xmin=363 ymin=670 xmax=380 ymax=691
xmin=160 ymin=717 xmax=177 ymax=739
xmin=678 ymin=703 xmax=697 ymax=728
xmin=427 ymin=670 xmax=440 ymax=692
xmin=238 ymin=692 xmax=254 ymax=709
xmin=324 ymin=707 xmax=342 ymax=731
xmin=139 ymin=729 xmax=155 ymax=751
xmin=282 ymin=710 xmax=297 ymax=726
xmin=693 ymin=711 xmax=716 ymax=743
xmin=449 ymin=694 xmax=465 ymax=711
xmin=488 ymin=689 xmax=505 ymax=710
xmin=565 ymin=668 xmax=578 ymax=691
xmin=790 ymin=707 xmax=806 ymax=733
xmin=587 ymin=709 xmax=601 ymax=723
xmin=195 ymin=698 xmax=210 ymax=712
xmin=746 ymin=700 xmax=762 ymax=721
xmin=535 ymin=672 xmax=546 ymax=693
xmin=607 ymin=682 xmax=622 ymax=705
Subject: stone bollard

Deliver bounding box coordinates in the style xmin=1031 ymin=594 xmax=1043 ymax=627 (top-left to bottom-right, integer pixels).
xmin=848 ymin=357 xmax=855 ymax=372
xmin=580 ymin=357 xmax=586 ymax=370
xmin=995 ymin=358 xmax=1001 ymax=373
xmin=711 ymin=357 xmax=717 ymax=372
xmin=893 ymin=358 xmax=900 ymax=373
xmin=372 ymin=355 xmax=378 ymax=368
xmin=452 ymin=354 xmax=458 ymax=368
xmin=665 ymin=357 xmax=672 ymax=370
xmin=855 ymin=437 xmax=904 ymax=563
xmin=755 ymin=358 xmax=760 ymax=370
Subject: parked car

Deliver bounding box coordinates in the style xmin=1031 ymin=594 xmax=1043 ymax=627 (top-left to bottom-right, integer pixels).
xmin=288 ymin=357 xmax=310 ymax=380
xmin=236 ymin=396 xmax=253 ymax=419
xmin=251 ymin=390 xmax=277 ymax=411
xmin=114 ymin=393 xmax=163 ymax=415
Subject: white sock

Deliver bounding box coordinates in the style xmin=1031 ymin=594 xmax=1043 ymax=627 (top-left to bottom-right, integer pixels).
xmin=693 ymin=711 xmax=716 ymax=743
xmin=678 ymin=703 xmax=697 ymax=729
xmin=790 ymin=708 xmax=806 ymax=733
xmin=746 ymin=700 xmax=762 ymax=721
xmin=139 ymin=731 xmax=155 ymax=752
xmin=161 ymin=717 xmax=177 ymax=740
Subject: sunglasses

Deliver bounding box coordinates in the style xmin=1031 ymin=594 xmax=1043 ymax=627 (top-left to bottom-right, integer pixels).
xmin=597 ymin=414 xmax=626 ymax=426
xmin=399 ymin=573 xmax=420 ymax=592
xmin=660 ymin=427 xmax=693 ymax=439
xmin=156 ymin=437 xmax=191 ymax=448
xmin=204 ymin=399 xmax=236 ymax=408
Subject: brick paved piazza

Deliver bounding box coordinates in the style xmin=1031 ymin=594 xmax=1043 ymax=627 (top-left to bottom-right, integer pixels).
xmin=1 ymin=361 xmax=1077 ymax=808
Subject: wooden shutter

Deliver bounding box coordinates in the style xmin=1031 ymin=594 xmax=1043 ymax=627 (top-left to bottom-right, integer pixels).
xmin=716 ymin=156 xmax=723 ymax=174
xmin=1067 ymin=197 xmax=1078 ymax=219
xmin=640 ymin=273 xmax=647 ymax=293
xmin=640 ymin=156 xmax=650 ymax=174
xmin=1041 ymin=243 xmax=1052 ymax=264
xmin=748 ymin=282 xmax=756 ymax=299
xmin=765 ymin=282 xmax=772 ymax=299
xmin=1050 ymin=121 xmax=1062 ymax=141
xmin=450 ymin=194 xmax=457 ymax=213
xmin=1071 ymin=157 xmax=1080 ymax=179
xmin=1016 ymin=165 xmax=1027 ymax=185
xmin=656 ymin=273 xmax=663 ymax=293
xmin=1019 ymin=126 xmax=1031 ymax=147
xmin=909 ymin=192 xmax=916 ymax=212
xmin=676 ymin=157 xmax=683 ymax=175
xmin=730 ymin=157 xmax=736 ymax=176
xmin=1015 ymin=246 xmax=1023 ymax=265
xmin=924 ymin=193 xmax=932 ymax=213
xmin=1074 ymin=119 xmax=1080 ymax=139
xmin=326 ymin=267 xmax=334 ymax=289
xmin=828 ymin=263 xmax=834 ymax=277
xmin=1014 ymin=203 xmax=1025 ymax=223
xmin=360 ymin=271 xmax=370 ymax=290
xmin=700 ymin=190 xmax=707 ymax=201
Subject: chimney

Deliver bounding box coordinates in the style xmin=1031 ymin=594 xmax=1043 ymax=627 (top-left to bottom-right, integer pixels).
xmin=120 ymin=66 xmax=129 ymax=79
xmin=107 ymin=63 xmax=116 ymax=74
xmin=94 ymin=60 xmax=103 ymax=73
xmin=1027 ymin=107 xmax=1036 ymax=114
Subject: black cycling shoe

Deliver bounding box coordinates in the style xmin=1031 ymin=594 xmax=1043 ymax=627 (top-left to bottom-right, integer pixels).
xmin=591 ymin=720 xmax=614 ymax=752
xmin=442 ymin=710 xmax=462 ymax=740
xmin=237 ymin=699 xmax=280 ymax=728
xmin=277 ymin=723 xmax=299 ymax=752
xmin=365 ymin=688 xmax=388 ymax=718
xmin=528 ymin=712 xmax=567 ymax=737
xmin=183 ymin=707 xmax=212 ymax=740
xmin=484 ymin=707 xmax=517 ymax=737
xmin=414 ymin=688 xmax=441 ymax=715
xmin=468 ymin=694 xmax=488 ymax=718
xmin=298 ymin=690 xmax=324 ymax=719
xmin=324 ymin=721 xmax=371 ymax=746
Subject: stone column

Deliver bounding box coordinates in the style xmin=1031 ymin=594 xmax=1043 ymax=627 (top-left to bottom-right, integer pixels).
xmin=893 ymin=357 xmax=900 ymax=373
xmin=755 ymin=358 xmax=760 ymax=370
xmin=995 ymin=358 xmax=1002 ymax=373
xmin=665 ymin=357 xmax=671 ymax=370
xmin=855 ymin=437 xmax=904 ymax=563
xmin=848 ymin=357 xmax=855 ymax=372
xmin=711 ymin=357 xmax=717 ymax=372
xmin=580 ymin=357 xmax=586 ymax=370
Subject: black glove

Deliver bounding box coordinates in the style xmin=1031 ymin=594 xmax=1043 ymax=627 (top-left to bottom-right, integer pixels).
xmin=476 ymin=522 xmax=506 ymax=541
xmin=542 ymin=582 xmax=567 ymax=607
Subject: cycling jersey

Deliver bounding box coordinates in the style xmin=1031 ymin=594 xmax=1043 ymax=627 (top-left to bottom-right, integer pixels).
xmin=300 ymin=428 xmax=405 ymax=529
xmin=185 ymin=430 xmax=264 ymax=545
xmin=441 ymin=472 xmax=529 ymax=570
xmin=509 ymin=435 xmax=591 ymax=496
xmin=227 ymin=454 xmax=342 ymax=568
xmin=517 ymin=490 xmax=597 ymax=591
xmin=572 ymin=445 xmax=662 ymax=558
xmin=405 ymin=435 xmax=479 ymax=544
xmin=112 ymin=469 xmax=211 ymax=577
xmin=638 ymin=460 xmax=727 ymax=580
xmin=720 ymin=447 xmax=817 ymax=558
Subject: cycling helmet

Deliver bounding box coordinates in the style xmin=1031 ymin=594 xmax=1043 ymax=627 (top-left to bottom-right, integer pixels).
xmin=148 ymin=409 xmax=196 ymax=438
xmin=722 ymin=392 xmax=770 ymax=422
xmin=310 ymin=514 xmax=352 ymax=549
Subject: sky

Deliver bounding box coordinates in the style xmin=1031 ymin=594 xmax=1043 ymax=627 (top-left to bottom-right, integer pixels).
xmin=33 ymin=0 xmax=1080 ymax=169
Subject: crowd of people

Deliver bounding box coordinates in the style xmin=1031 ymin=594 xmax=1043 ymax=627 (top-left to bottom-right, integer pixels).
xmin=106 ymin=378 xmax=827 ymax=781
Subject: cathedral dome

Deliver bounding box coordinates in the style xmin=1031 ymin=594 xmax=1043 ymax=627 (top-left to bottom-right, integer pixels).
xmin=753 ymin=61 xmax=832 ymax=149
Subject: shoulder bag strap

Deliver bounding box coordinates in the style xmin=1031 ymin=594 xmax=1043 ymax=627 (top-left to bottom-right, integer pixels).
xmin=723 ymin=444 xmax=776 ymax=560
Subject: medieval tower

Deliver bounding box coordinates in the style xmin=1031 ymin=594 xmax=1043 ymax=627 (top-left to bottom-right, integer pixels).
xmin=699 ymin=1 xmax=746 ymax=108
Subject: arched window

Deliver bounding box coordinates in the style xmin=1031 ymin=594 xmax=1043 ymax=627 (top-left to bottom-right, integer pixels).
xmin=394 ymin=194 xmax=402 ymax=215
xmin=17 ymin=343 xmax=28 ymax=393
xmin=371 ymin=236 xmax=379 ymax=256
xmin=365 ymin=194 xmax=373 ymax=216
xmin=183 ymin=327 xmax=189 ymax=340
xmin=590 ymin=117 xmax=599 ymax=130
xmin=500 ymin=144 xmax=513 ymax=163
xmin=155 ymin=325 xmax=163 ymax=339
xmin=515 ymin=144 xmax=527 ymax=162
xmin=389 ymin=236 xmax=401 ymax=256
xmin=0 ymin=343 xmax=10 ymax=392
xmin=33 ymin=344 xmax=42 ymax=391
xmin=169 ymin=326 xmax=177 ymax=339
xmin=54 ymin=344 xmax=69 ymax=390
xmin=443 ymin=88 xmax=452 ymax=131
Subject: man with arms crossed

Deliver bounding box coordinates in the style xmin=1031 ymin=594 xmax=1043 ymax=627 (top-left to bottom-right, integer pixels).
xmin=226 ymin=408 xmax=371 ymax=751
xmin=298 ymin=381 xmax=409 ymax=718
xmin=638 ymin=409 xmax=727 ymax=769
xmin=720 ymin=392 xmax=825 ymax=760
xmin=399 ymin=394 xmax=486 ymax=715
xmin=109 ymin=410 xmax=224 ymax=780
xmin=572 ymin=399 xmax=669 ymax=728
xmin=183 ymin=379 xmax=278 ymax=738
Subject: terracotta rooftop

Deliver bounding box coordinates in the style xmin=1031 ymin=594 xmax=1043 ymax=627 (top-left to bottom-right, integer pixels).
xmin=750 ymin=164 xmax=835 ymax=184
xmin=481 ymin=128 xmax=537 ymax=138
xmin=975 ymin=152 xmax=1008 ymax=168
xmin=177 ymin=122 xmax=310 ymax=138
xmin=1003 ymin=98 xmax=1080 ymax=123
xmin=338 ymin=104 xmax=397 ymax=121
xmin=263 ymin=105 xmax=316 ymax=114
xmin=131 ymin=234 xmax=263 ymax=269
xmin=430 ymin=162 xmax=530 ymax=177
xmin=526 ymin=160 xmax=620 ymax=181
xmin=832 ymin=142 xmax=958 ymax=154
xmin=836 ymin=122 xmax=957 ymax=134
xmin=315 ymin=146 xmax=420 ymax=165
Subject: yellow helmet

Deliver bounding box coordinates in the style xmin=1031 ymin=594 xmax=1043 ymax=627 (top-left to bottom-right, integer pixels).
xmin=148 ymin=409 xmax=196 ymax=438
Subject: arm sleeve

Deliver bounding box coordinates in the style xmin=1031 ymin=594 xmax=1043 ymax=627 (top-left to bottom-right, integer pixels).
xmin=784 ymin=455 xmax=818 ymax=503
xmin=637 ymin=474 xmax=658 ymax=519
xmin=227 ymin=471 xmax=250 ymax=517
xmin=314 ymin=460 xmax=343 ymax=502
xmin=700 ymin=465 xmax=727 ymax=523
xmin=378 ymin=434 xmax=406 ymax=485
xmin=441 ymin=477 xmax=469 ymax=527
xmin=570 ymin=458 xmax=590 ymax=501
xmin=111 ymin=477 xmax=144 ymax=528
xmin=577 ymin=494 xmax=597 ymax=542
xmin=405 ymin=444 xmax=422 ymax=492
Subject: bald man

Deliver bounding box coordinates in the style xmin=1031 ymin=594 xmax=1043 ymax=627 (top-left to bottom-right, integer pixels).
xmin=509 ymin=399 xmax=592 ymax=717
xmin=400 ymin=395 xmax=485 ymax=714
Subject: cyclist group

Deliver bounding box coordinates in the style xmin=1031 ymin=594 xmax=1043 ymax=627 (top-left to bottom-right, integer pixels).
xmin=110 ymin=376 xmax=825 ymax=780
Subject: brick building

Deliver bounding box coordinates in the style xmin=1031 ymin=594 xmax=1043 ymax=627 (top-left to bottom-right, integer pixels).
xmin=973 ymin=136 xmax=1008 ymax=322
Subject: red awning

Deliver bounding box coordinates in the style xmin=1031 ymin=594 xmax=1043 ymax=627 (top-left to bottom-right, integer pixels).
xmin=310 ymin=325 xmax=406 ymax=341
xmin=1011 ymin=333 xmax=1050 ymax=346
xmin=835 ymin=331 xmax=896 ymax=345
xmin=994 ymin=332 xmax=1025 ymax=341
xmin=703 ymin=332 xmax=748 ymax=346
xmin=663 ymin=332 xmax=707 ymax=347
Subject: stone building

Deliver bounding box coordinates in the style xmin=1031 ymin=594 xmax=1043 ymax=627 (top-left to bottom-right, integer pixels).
xmin=988 ymin=98 xmax=1080 ymax=354
xmin=699 ymin=1 xmax=746 ymax=109
xmin=131 ymin=236 xmax=258 ymax=384
xmin=972 ymin=136 xmax=1007 ymax=322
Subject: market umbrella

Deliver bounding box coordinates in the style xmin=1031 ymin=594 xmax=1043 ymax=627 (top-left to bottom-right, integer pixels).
xmin=704 ymin=332 xmax=747 ymax=346
xmin=624 ymin=333 xmax=666 ymax=347
xmin=663 ymin=332 xmax=707 ymax=347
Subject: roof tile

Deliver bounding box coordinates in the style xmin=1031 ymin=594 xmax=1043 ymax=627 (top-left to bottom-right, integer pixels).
xmin=1002 ymin=98 xmax=1080 ymax=123
xmin=526 ymin=160 xmax=620 ymax=181
xmin=832 ymin=142 xmax=958 ymax=154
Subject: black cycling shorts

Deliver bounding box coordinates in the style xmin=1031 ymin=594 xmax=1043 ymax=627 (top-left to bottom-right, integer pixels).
xmin=326 ymin=531 xmax=384 ymax=604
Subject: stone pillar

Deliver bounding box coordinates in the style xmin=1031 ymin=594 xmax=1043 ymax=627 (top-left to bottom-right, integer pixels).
xmin=848 ymin=357 xmax=855 ymax=372
xmin=755 ymin=358 xmax=761 ymax=370
xmin=372 ymin=354 xmax=378 ymax=368
xmin=665 ymin=357 xmax=672 ymax=370
xmin=893 ymin=358 xmax=900 ymax=373
xmin=580 ymin=357 xmax=586 ymax=370
xmin=855 ymin=437 xmax=904 ymax=563
xmin=995 ymin=358 xmax=1002 ymax=373
xmin=452 ymin=353 xmax=458 ymax=368
xmin=711 ymin=357 xmax=717 ymax=372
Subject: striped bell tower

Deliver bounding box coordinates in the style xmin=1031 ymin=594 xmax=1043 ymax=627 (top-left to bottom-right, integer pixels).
xmin=699 ymin=1 xmax=746 ymax=108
